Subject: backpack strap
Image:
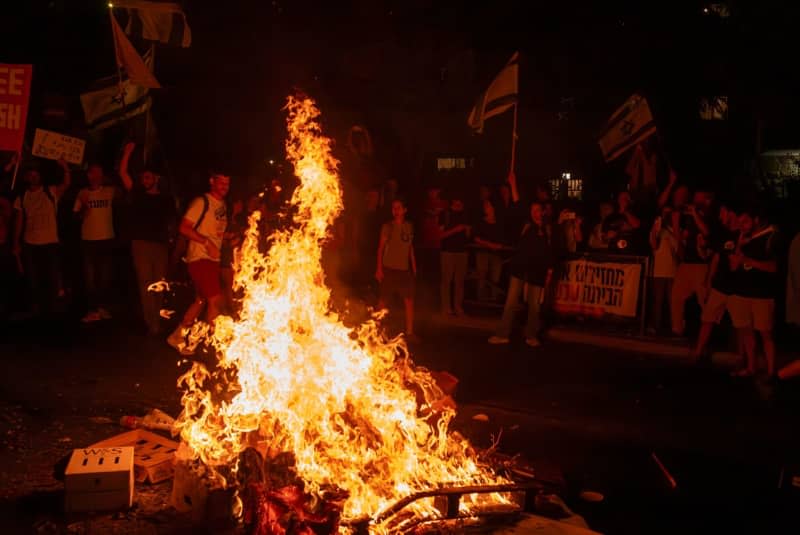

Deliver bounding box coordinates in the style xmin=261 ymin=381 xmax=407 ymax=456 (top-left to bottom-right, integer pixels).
xmin=192 ymin=194 xmax=209 ymax=231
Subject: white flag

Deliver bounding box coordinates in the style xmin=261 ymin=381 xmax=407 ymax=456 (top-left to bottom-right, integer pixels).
xmin=115 ymin=0 xmax=192 ymax=48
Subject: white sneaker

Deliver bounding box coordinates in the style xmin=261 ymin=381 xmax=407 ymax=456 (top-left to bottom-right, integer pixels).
xmin=488 ymin=336 xmax=510 ymax=345
xmin=525 ymin=337 xmax=541 ymax=348
xmin=81 ymin=311 xmax=101 ymax=323
xmin=97 ymin=307 xmax=112 ymax=320
xmin=167 ymin=328 xmax=195 ymax=355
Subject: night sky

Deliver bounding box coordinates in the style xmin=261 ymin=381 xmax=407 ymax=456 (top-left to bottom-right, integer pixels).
xmin=3 ymin=0 xmax=800 ymax=198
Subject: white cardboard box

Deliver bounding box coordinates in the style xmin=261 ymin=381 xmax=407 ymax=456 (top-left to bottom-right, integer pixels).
xmin=64 ymin=446 xmax=134 ymax=512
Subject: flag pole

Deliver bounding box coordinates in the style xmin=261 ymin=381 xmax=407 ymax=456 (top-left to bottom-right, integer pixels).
xmin=10 ymin=153 xmax=21 ymax=191
xmin=108 ymin=4 xmax=126 ymax=94
xmin=510 ymin=103 xmax=519 ymax=175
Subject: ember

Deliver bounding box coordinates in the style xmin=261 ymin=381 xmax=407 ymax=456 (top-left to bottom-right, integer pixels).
xmin=174 ymin=95 xmax=510 ymax=533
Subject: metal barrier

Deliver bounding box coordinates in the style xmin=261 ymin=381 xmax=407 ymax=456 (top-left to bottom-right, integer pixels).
xmin=550 ymin=252 xmax=650 ymax=336
xmin=460 ymin=247 xmax=651 ymax=336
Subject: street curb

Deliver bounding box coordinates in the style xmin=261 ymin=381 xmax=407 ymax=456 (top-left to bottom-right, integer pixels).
xmin=546 ymin=327 xmax=692 ymax=359
xmin=430 ymin=314 xmax=692 ymax=359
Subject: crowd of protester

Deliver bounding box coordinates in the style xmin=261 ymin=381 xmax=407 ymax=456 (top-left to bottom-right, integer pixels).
xmin=357 ymin=168 xmax=799 ymax=385
xmin=1 ymin=145 xmax=799 ymax=386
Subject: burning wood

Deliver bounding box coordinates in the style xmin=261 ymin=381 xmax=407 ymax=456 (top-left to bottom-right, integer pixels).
xmin=172 ymin=95 xmax=511 ymax=533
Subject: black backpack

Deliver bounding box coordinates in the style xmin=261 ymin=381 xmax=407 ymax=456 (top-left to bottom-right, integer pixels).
xmin=171 ymin=194 xmax=210 ymax=266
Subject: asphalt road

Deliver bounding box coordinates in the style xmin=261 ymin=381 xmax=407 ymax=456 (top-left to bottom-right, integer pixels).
xmin=1 ymin=314 xmax=798 ymax=534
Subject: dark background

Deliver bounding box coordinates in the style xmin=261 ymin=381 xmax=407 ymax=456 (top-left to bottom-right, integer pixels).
xmin=3 ymin=0 xmax=800 ymax=201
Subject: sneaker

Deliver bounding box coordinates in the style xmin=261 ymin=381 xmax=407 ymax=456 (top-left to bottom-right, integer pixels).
xmin=488 ymin=336 xmax=510 ymax=345
xmin=167 ymin=328 xmax=195 ymax=356
xmin=81 ymin=311 xmax=101 ymax=323
xmin=525 ymin=337 xmax=541 ymax=348
xmin=97 ymin=307 xmax=112 ymax=320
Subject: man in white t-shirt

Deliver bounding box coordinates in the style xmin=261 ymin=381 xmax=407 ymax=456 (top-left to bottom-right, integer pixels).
xmin=167 ymin=173 xmax=230 ymax=354
xmin=73 ymin=163 xmax=118 ymax=323
xmin=12 ymin=160 xmax=71 ymax=316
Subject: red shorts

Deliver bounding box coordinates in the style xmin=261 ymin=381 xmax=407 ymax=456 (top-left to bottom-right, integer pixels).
xmin=187 ymin=259 xmax=222 ymax=299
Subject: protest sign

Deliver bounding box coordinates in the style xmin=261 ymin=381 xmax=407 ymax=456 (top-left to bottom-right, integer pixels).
xmin=553 ymin=258 xmax=642 ymax=317
xmin=32 ymin=128 xmax=86 ymax=165
xmin=0 ymin=64 xmax=32 ymax=152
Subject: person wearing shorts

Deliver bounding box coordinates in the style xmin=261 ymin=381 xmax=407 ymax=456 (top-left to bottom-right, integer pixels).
xmin=728 ymin=207 xmax=778 ymax=378
xmin=376 ymin=198 xmax=417 ymax=341
xmin=692 ymin=204 xmax=739 ymax=359
xmin=167 ymin=173 xmax=230 ymax=354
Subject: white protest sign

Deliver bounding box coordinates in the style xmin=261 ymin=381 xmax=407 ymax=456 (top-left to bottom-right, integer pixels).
xmin=553 ymin=258 xmax=642 ymax=317
xmin=32 ymin=128 xmax=86 ymax=165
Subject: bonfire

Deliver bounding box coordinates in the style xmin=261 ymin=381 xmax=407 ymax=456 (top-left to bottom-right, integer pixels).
xmin=174 ymin=95 xmax=511 ymax=533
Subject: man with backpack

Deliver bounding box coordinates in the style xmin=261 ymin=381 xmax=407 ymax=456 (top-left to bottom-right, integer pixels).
xmin=12 ymin=159 xmax=71 ymax=317
xmin=167 ymin=172 xmax=230 ymax=354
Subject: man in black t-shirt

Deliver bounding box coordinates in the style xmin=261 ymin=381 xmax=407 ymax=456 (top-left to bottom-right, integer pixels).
xmin=473 ymin=201 xmax=506 ymax=302
xmin=489 ymin=200 xmax=555 ymax=347
xmin=692 ymin=204 xmax=739 ymax=359
xmin=670 ymin=190 xmax=712 ymax=336
xmin=439 ymin=195 xmax=470 ymax=316
xmin=120 ymin=142 xmax=177 ymax=335
xmin=602 ymin=191 xmax=642 ymax=254
xmin=727 ymin=207 xmax=779 ymax=377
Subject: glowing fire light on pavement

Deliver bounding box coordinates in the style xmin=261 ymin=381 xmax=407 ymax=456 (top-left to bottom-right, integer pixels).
xmin=174 ymin=95 xmax=508 ymax=532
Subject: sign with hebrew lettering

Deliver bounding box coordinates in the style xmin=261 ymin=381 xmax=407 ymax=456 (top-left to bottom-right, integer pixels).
xmin=553 ymin=258 xmax=642 ymax=317
xmin=32 ymin=128 xmax=86 ymax=164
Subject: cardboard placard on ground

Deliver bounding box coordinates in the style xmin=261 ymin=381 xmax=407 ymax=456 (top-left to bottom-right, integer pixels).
xmin=171 ymin=461 xmax=235 ymax=527
xmin=31 ymin=128 xmax=86 ymax=165
xmin=91 ymin=429 xmax=178 ymax=484
xmin=64 ymin=446 xmax=134 ymax=512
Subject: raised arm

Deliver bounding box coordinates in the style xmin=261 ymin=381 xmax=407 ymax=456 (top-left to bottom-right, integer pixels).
xmin=375 ymin=227 xmax=388 ymax=281
xmin=54 ymin=158 xmax=71 ymax=197
xmin=658 ymin=168 xmax=678 ymax=209
xmin=119 ymin=142 xmax=135 ymax=191
xmin=621 ymin=209 xmax=640 ymax=230
xmin=4 ymin=152 xmax=18 ymax=174
xmin=507 ymin=171 xmax=520 ymax=203
xmin=649 ymin=219 xmax=660 ymax=251
xmin=688 ymin=205 xmax=709 ymax=237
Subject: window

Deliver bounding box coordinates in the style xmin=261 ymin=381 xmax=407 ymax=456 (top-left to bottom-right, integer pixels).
xmin=699 ymin=96 xmax=728 ymax=120
xmin=550 ymin=172 xmax=583 ymax=200
xmin=565 ymin=174 xmax=583 ymax=200
xmin=436 ymin=158 xmax=468 ymax=170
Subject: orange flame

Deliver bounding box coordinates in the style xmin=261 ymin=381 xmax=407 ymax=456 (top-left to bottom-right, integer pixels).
xmin=175 ymin=95 xmax=508 ymax=531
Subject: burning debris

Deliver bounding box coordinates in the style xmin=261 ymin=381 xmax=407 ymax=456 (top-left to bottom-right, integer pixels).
xmin=172 ymin=95 xmax=512 ymax=532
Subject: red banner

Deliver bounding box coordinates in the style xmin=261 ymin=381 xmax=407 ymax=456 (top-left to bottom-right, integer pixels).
xmin=0 ymin=64 xmax=33 ymax=152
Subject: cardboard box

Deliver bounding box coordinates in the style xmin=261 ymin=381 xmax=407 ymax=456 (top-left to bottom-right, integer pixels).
xmin=91 ymin=429 xmax=179 ymax=484
xmin=65 ymin=447 xmax=134 ymax=512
